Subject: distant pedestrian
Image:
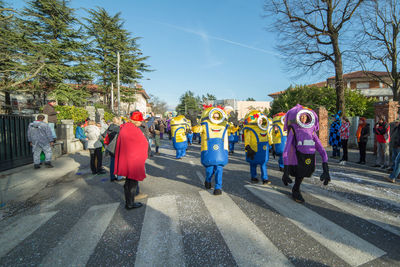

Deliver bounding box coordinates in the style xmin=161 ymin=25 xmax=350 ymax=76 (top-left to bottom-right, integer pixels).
xmin=28 ymin=114 xmax=54 ymax=169
xmin=42 ymin=99 xmax=59 ymax=140
xmin=75 ymin=121 xmax=88 ymax=150
xmin=114 ymin=111 xmax=149 ymax=209
xmin=356 ymin=117 xmax=370 ymax=165
xmin=339 ymin=116 xmax=350 ymax=165
xmin=85 ymin=121 xmax=106 ymax=174
xmin=373 ymin=115 xmax=390 ymax=168
xmin=149 ymin=121 xmax=161 ymax=155
xmin=159 ymin=120 xmax=165 ymax=139
xmin=329 ymin=113 xmax=342 ymax=159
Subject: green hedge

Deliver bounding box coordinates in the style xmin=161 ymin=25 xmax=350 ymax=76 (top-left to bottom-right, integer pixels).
xmin=55 ymin=105 xmax=89 ymax=124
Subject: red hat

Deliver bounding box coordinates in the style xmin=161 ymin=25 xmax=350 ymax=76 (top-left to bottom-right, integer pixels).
xmin=130 ymin=111 xmax=144 ymax=121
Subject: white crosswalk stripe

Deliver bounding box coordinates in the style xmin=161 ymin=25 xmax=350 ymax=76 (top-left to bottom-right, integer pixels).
xmin=0 ymin=211 xmax=58 ymax=258
xmin=302 ymin=183 xmax=400 ymax=237
xmin=40 ymin=202 xmax=119 ymax=267
xmin=0 ymin=182 xmax=393 ymax=266
xmin=199 ymin=190 xmax=292 ymax=267
xmin=245 ymin=184 xmax=386 ymax=267
xmin=135 ymin=195 xmax=184 ymax=267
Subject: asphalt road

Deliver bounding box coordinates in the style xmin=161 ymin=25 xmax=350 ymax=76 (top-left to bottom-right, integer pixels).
xmin=0 ymin=138 xmax=399 ymax=267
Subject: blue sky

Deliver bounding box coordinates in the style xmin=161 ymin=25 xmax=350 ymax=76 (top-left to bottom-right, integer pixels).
xmin=11 ymin=0 xmax=325 ymax=108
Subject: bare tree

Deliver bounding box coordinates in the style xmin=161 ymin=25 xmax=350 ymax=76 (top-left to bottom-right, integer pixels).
xmin=265 ymin=0 xmax=364 ymax=114
xmin=357 ymin=0 xmax=400 ymax=100
xmin=148 ymin=94 xmax=168 ymax=115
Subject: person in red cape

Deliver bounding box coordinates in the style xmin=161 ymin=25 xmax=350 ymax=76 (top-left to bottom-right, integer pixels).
xmin=114 ymin=111 xmax=149 ymax=210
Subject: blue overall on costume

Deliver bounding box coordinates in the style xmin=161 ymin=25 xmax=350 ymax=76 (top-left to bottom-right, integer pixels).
xmin=201 ymin=123 xmax=228 ymax=190
xmin=228 ymin=132 xmax=239 ymax=153
xmin=245 ymin=128 xmax=270 ymax=181
xmin=173 ymin=127 xmax=188 ymax=159
xmin=187 ymin=132 xmax=193 ymax=145
xmin=273 ymin=126 xmax=287 ymax=168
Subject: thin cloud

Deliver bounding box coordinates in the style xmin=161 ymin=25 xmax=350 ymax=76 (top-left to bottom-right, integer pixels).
xmin=156 ymin=21 xmax=280 ymax=56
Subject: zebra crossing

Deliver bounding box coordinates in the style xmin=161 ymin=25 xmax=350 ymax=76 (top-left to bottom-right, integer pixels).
xmin=0 ymin=170 xmax=397 ymax=266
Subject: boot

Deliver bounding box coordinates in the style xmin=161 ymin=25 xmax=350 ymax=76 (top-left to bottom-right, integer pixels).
xmin=213 ymin=189 xmax=222 ymax=195
xmin=204 ymin=181 xmax=211 ymax=189
xmin=292 ymin=190 xmax=305 ymax=203
xmin=251 ymin=178 xmax=259 ymax=183
xmin=34 ymin=164 xmax=40 ymax=169
xmin=124 ymin=180 xmax=135 ymax=209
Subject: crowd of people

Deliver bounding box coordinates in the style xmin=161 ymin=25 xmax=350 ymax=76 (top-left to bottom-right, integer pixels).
xmin=28 ymin=100 xmax=399 ymax=208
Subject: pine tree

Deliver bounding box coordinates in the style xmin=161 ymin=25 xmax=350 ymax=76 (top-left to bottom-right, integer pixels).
xmin=20 ymin=0 xmax=91 ymax=103
xmin=84 ymin=7 xmax=150 ymax=105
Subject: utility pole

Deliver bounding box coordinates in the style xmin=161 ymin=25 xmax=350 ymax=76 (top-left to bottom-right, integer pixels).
xmin=117 ymin=51 xmax=120 ymax=116
xmin=110 ymin=82 xmax=114 ymax=113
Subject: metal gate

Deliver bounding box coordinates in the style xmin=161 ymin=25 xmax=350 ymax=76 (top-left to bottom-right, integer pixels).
xmin=0 ymin=114 xmax=33 ymax=171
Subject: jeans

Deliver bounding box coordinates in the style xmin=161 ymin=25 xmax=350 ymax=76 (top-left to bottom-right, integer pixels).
xmin=390 ymin=152 xmax=400 ymax=180
xmin=48 ymin=122 xmax=57 ymax=139
xmin=79 ymin=139 xmax=88 ymax=150
xmin=250 ymin=163 xmax=268 ymax=181
xmin=109 ymin=156 xmax=123 ymax=181
xmin=391 ymin=147 xmax=400 ymax=169
xmin=376 ymin=142 xmax=389 ymax=166
xmin=205 ymin=165 xmax=223 ymax=190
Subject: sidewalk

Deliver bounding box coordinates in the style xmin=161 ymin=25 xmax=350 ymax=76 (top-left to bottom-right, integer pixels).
xmin=325 ymin=146 xmax=392 ymax=175
xmin=0 ymin=151 xmax=91 ymax=208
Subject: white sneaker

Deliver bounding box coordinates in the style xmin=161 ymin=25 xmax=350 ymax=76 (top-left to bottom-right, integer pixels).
xmin=339 ymin=161 xmax=346 ymax=165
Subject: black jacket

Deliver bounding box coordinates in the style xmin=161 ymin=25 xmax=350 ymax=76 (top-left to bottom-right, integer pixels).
xmin=359 ymin=123 xmax=370 ymax=143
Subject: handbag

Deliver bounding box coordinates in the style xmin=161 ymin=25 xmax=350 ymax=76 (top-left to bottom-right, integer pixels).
xmin=106 ymin=133 xmax=118 ymax=155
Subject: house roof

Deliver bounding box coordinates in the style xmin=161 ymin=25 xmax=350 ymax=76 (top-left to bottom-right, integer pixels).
xmin=327 ymin=71 xmax=389 ymax=80
xmin=268 ymin=90 xmax=286 ymax=97
xmin=308 ymin=81 xmax=327 ymax=87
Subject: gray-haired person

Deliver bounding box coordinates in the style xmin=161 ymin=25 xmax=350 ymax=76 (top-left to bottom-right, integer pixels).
xmin=27 ymin=114 xmax=54 ymax=169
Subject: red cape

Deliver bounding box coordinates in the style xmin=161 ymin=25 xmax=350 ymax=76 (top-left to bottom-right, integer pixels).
xmin=114 ymin=122 xmax=148 ymax=181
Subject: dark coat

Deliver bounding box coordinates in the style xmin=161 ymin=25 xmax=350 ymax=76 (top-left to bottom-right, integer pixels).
xmin=43 ymin=104 xmax=57 ymax=123
xmin=359 ymin=123 xmax=370 ymax=143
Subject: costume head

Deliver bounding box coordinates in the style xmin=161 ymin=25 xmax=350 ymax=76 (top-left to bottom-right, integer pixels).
xmin=170 ymin=115 xmax=189 ymax=139
xmin=284 ymin=104 xmax=318 ymax=133
xmin=244 ymin=110 xmax=270 ymax=135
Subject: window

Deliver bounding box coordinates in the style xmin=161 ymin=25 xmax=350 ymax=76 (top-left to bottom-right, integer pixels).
xmin=356 ymin=82 xmax=369 ymax=89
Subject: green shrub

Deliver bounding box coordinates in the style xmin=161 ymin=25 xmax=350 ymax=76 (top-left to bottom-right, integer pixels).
xmin=55 ymin=105 xmax=89 ymax=124
xmin=104 ymin=111 xmax=114 ymax=122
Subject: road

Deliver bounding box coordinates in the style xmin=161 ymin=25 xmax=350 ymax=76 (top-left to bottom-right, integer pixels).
xmin=0 ymin=139 xmax=399 ymax=266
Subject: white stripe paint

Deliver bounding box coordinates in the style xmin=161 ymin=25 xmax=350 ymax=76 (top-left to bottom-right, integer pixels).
xmin=196 ymin=171 xmax=204 ymax=183
xmin=40 ymin=187 xmax=78 ymax=211
xmin=302 ymin=183 xmax=400 ymax=237
xmin=245 ymin=185 xmax=386 ymax=267
xmin=0 ymin=211 xmax=58 ymax=258
xmin=199 ymin=190 xmax=292 ymax=267
xmin=329 ymin=170 xmax=400 ymax=189
xmin=189 ymin=160 xmax=194 ymax=166
xmin=328 ymin=179 xmax=400 ymax=207
xmin=135 ymin=195 xmax=184 ymax=267
xmin=40 ymin=202 xmax=119 ymax=267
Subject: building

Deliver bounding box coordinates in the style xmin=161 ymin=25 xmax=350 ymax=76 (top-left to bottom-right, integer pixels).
xmin=0 ymin=83 xmax=150 ymax=116
xmin=268 ymin=71 xmax=392 ymax=101
xmin=207 ymin=99 xmax=271 ymax=119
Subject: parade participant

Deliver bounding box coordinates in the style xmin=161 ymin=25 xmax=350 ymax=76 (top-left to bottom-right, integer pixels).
xmin=270 ymin=112 xmax=287 ymax=171
xmin=28 ymin=114 xmax=54 ymax=169
xmin=329 ymin=112 xmax=342 ymax=159
xmin=243 ymin=110 xmax=273 ymax=184
xmin=171 ymin=115 xmax=189 ymax=159
xmin=356 ymin=117 xmax=370 ymax=165
xmin=114 ymin=111 xmax=149 ymax=209
xmin=200 ymin=105 xmax=229 ymax=195
xmin=282 ymin=104 xmax=331 ymax=203
xmin=85 ymin=121 xmax=106 ymax=175
xmin=192 ymin=122 xmax=201 ymax=144
xmin=227 ymin=122 xmax=239 ymax=154
xmin=186 ymin=119 xmax=193 ymax=145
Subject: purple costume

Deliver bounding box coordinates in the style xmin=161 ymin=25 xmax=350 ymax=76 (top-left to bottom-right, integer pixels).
xmin=282 ymin=104 xmax=330 ymax=203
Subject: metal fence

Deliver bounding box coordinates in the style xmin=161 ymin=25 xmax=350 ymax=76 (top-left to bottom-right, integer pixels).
xmin=0 ymin=114 xmax=33 ymax=171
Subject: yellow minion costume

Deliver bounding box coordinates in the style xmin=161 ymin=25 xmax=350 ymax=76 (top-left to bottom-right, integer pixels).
xmin=200 ymin=106 xmax=229 ymax=195
xmin=227 ymin=123 xmax=240 ymax=154
xmin=192 ymin=122 xmax=201 ymax=144
xmin=186 ymin=119 xmax=193 ymax=145
xmin=171 ymin=115 xmax=189 ymax=159
xmin=269 ymin=112 xmax=287 ymax=171
xmin=243 ymin=110 xmax=273 ymax=184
